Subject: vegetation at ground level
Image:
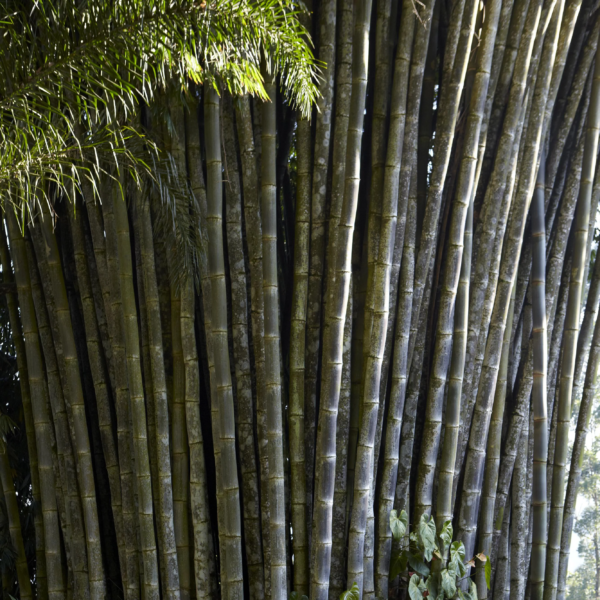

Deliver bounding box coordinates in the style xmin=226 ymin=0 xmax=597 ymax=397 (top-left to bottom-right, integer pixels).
xmin=1 ymin=0 xmax=600 ymax=599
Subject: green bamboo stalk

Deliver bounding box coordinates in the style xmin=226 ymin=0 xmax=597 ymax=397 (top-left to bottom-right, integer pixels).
xmin=457 ymin=0 xmax=563 ymax=560
xmin=545 ymin=18 xmax=600 ymax=194
xmin=27 ymin=226 xmax=90 ymax=598
xmin=135 ymin=187 xmax=181 ymax=598
xmin=0 ymin=445 xmax=32 ymax=599
xmin=0 ymin=218 xmax=46 ymax=599
xmin=544 ymin=41 xmax=600 ymax=600
xmin=132 ymin=211 xmax=163 ymax=591
xmin=375 ymin=175 xmax=416 ymax=599
xmin=363 ymin=0 xmax=397 ymax=370
xmin=167 ymin=101 xmax=194 ymax=600
xmin=476 ymin=281 xmax=516 ymax=599
xmin=99 ymin=177 xmax=140 ymax=599
xmin=6 ymin=211 xmax=66 ymax=600
xmin=234 ymin=96 xmax=270 ymax=590
xmin=511 ymin=405 xmax=530 ymax=600
xmin=530 ymin=157 xmax=548 ymax=600
xmin=289 ymin=83 xmax=311 ymax=597
xmin=185 ymin=97 xmax=219 ymax=599
xmin=303 ymin=0 xmax=337 ymax=538
xmin=109 ymin=179 xmax=160 ymax=598
xmin=542 ymin=0 xmax=586 ymax=138
xmin=493 ymin=497 xmax=512 ymax=599
xmin=35 ymin=206 xmax=107 ymax=598
xmin=407 ymin=0 xmax=479 ymax=371
xmin=493 ymin=129 xmax=587 ymax=570
xmin=414 ymin=0 xmax=497 ymax=521
xmin=180 ymin=274 xmax=212 ymax=599
xmin=555 ymin=273 xmax=600 ymax=600
xmin=222 ymin=94 xmax=264 ymax=600
xmin=310 ymin=0 xmax=352 ymax=541
xmin=205 ymin=83 xmax=244 ymax=599
xmin=394 ymin=232 xmax=434 ymax=520
xmin=68 ymin=205 xmax=126 ymax=585
xmin=260 ymin=69 xmax=288 ymax=600
xmin=455 ymin=0 xmax=543 ymax=487
xmin=311 ymin=1 xmax=373 ymax=598
xmin=330 ymin=281 xmax=353 ymax=600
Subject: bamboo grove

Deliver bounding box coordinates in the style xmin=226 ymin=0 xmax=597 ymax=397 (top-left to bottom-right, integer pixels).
xmin=3 ymin=0 xmax=600 ymax=598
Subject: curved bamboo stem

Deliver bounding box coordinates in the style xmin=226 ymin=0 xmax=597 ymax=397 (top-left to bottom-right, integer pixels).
xmin=544 ymin=41 xmax=600 ymax=600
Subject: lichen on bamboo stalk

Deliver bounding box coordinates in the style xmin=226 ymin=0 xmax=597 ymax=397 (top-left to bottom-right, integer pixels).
xmin=222 ymin=93 xmax=264 ymax=600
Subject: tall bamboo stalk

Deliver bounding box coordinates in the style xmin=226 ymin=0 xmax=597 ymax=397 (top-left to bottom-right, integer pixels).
xmin=68 ymin=205 xmax=126 ymax=588
xmin=530 ymin=157 xmax=548 ymax=600
xmin=260 ymin=70 xmax=288 ymax=600
xmin=0 ymin=218 xmax=46 ymax=599
xmin=476 ymin=281 xmax=516 ymax=599
xmin=415 ymin=0 xmax=498 ymax=521
xmin=204 ymin=83 xmax=244 ymax=600
xmin=304 ymin=0 xmax=339 ymax=536
xmin=26 ymin=229 xmax=87 ymax=598
xmin=544 ymin=41 xmax=600 ymax=600
xmin=555 ymin=261 xmax=600 ymax=599
xmin=234 ymin=95 xmax=270 ymax=590
xmin=184 ymin=97 xmax=218 ymax=599
xmin=330 ymin=282 xmax=353 ymax=600
xmin=311 ymin=1 xmax=373 ymax=598
xmin=511 ymin=406 xmax=530 ymax=600
xmin=376 ymin=177 xmax=416 ymax=599
xmin=99 ymin=177 xmax=140 ymax=599
xmin=135 ymin=187 xmax=181 ymax=599
xmin=6 ymin=211 xmax=66 ymax=600
xmin=222 ymin=94 xmax=265 ymax=600
xmin=110 ymin=178 xmax=160 ymax=598
xmin=289 ymin=64 xmax=312 ymax=598
xmin=0 ymin=445 xmax=32 ymax=599
xmin=457 ymin=0 xmax=563 ymax=561
xmin=36 ymin=201 xmax=107 ymax=598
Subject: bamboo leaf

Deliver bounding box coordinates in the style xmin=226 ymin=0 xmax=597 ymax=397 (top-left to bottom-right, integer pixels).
xmin=339 ymin=582 xmax=360 ymax=600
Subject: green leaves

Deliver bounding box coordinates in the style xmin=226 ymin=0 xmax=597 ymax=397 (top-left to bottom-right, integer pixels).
xmin=475 ymin=553 xmax=491 ymax=590
xmin=441 ymin=569 xmax=457 ymax=598
xmin=339 ymin=582 xmax=360 ymax=600
xmin=438 ymin=520 xmax=453 ymax=556
xmin=418 ymin=514 xmax=438 ymax=561
xmin=390 ymin=509 xmax=408 ymax=541
xmin=290 ymin=592 xmax=308 ymax=600
xmin=408 ymin=574 xmax=427 ymax=599
xmin=390 ymin=550 xmax=409 ymax=580
xmin=449 ymin=541 xmax=467 ymax=578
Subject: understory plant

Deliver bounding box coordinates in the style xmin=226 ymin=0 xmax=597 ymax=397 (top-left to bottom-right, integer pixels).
xmin=389 ymin=510 xmax=489 ymax=599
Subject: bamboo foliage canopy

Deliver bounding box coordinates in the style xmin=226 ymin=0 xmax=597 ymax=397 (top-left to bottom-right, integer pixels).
xmin=1 ymin=0 xmax=600 ymax=599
